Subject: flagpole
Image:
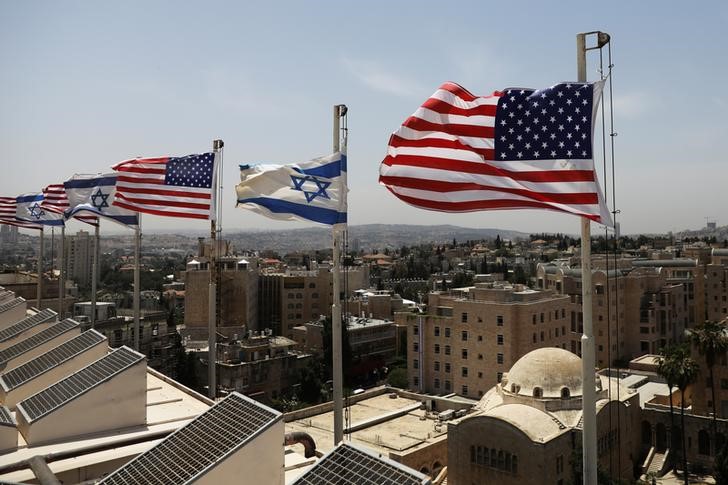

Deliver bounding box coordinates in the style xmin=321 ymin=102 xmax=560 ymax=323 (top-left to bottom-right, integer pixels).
xmin=91 ymin=223 xmax=100 ymax=329
xmin=37 ymin=227 xmax=44 ymax=309
xmin=133 ymin=214 xmax=141 ymax=350
xmin=208 ymin=139 xmax=223 ymax=400
xmin=578 ymin=31 xmax=598 ymax=485
xmin=59 ymin=225 xmax=65 ymax=319
xmin=332 ymin=104 xmax=347 ymax=444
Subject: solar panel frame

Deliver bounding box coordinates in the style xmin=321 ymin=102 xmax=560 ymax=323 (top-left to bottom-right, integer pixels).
xmin=0 ymin=405 xmax=15 ymax=427
xmin=290 ymin=442 xmax=430 ymax=485
xmin=0 ymin=329 xmax=107 ymax=392
xmin=0 ymin=297 xmax=25 ymax=314
xmin=0 ymin=319 xmax=79 ymax=366
xmin=0 ymin=308 xmax=57 ymax=343
xmin=16 ymin=346 xmax=144 ymax=423
xmin=99 ymin=392 xmax=282 ymax=485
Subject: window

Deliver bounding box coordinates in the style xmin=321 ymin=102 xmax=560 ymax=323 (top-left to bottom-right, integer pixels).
xmin=434 ymin=326 xmax=440 ymax=337
xmin=461 ymin=330 xmax=468 ymax=341
xmin=532 ymin=315 xmax=537 ymax=325
xmin=413 ymin=342 xmax=419 ymax=352
xmin=478 ymin=353 xmax=484 ymax=360
xmin=462 ymin=367 xmax=468 ymax=377
xmin=640 ymin=327 xmax=649 ymax=334
xmin=445 ymin=345 xmax=451 ymax=355
xmin=413 ymin=325 xmax=419 ymax=335
xmin=533 ymin=387 xmax=543 ymax=398
xmin=462 ymin=349 xmax=468 ymax=359
xmin=478 ymin=371 xmax=483 ymax=378
xmin=540 ymin=313 xmax=544 ymax=323
xmin=540 ymin=331 xmax=544 ymax=342
xmin=434 ymin=378 xmax=440 ymax=389
xmin=497 ymin=315 xmax=504 ymax=326
xmin=533 ymin=333 xmax=537 ymax=343
xmin=434 ymin=344 xmax=440 ymax=354
xmin=445 ymin=363 xmax=451 ymax=373
xmin=413 ymin=376 xmax=419 ymax=386
xmin=478 ymin=335 xmax=483 ymax=341
xmin=561 ymin=387 xmax=570 ymax=399
xmin=309 ymin=283 xmax=316 ymax=288
xmin=497 ymin=334 xmax=504 ymax=345
xmin=462 ymin=385 xmax=469 ymax=396
xmin=445 ymin=327 xmax=451 ymax=338
xmin=461 ymin=312 xmax=468 ymax=323
xmin=497 ymin=353 xmax=504 ymax=364
xmin=434 ymin=361 xmax=440 ymax=372
xmin=497 ymin=372 xmax=503 ymax=382
xmin=721 ymin=379 xmax=728 ymax=390
xmin=445 ymin=380 xmax=451 ymax=391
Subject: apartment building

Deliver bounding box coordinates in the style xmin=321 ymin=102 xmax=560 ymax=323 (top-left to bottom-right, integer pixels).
xmin=706 ymin=249 xmax=728 ymax=322
xmin=404 ymin=281 xmax=570 ymax=399
xmin=63 ymin=230 xmax=96 ymax=289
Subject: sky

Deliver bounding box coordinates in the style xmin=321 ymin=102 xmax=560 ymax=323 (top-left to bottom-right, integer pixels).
xmin=1 ymin=1 xmax=726 ymax=237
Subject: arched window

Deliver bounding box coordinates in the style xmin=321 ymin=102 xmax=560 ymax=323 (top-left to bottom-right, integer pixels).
xmin=498 ymin=450 xmax=505 ymax=469
xmin=505 ymin=452 xmax=512 ymax=472
xmin=490 ymin=448 xmax=497 ymax=467
xmin=512 ymin=455 xmax=518 ymax=474
xmin=699 ymin=429 xmax=711 ymax=456
xmin=433 ymin=461 xmax=443 ymax=475
xmin=476 ymin=445 xmax=483 ymax=464
xmin=511 ymin=383 xmax=517 ymax=393
xmin=533 ymin=387 xmax=543 ymax=398
xmin=561 ymin=387 xmax=570 ymax=399
xmin=470 ymin=445 xmax=475 ymax=463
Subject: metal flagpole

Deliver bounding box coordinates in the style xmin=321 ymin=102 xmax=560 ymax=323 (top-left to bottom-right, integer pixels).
xmin=133 ymin=214 xmax=141 ymax=350
xmin=577 ymin=30 xmax=609 ymax=485
xmin=91 ymin=223 xmax=100 ymax=329
xmin=208 ymin=139 xmax=223 ymax=400
xmin=59 ymin=226 xmax=65 ymax=319
xmin=37 ymin=228 xmax=44 ymax=309
xmin=332 ymin=104 xmax=346 ymax=444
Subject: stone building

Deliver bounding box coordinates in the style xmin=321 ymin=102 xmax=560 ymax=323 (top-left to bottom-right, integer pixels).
xmin=447 ymin=347 xmax=640 ymax=484
xmin=403 ymin=281 xmax=571 ymax=399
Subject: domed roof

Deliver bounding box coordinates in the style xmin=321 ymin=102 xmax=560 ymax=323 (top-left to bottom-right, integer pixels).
xmin=504 ymin=347 xmax=582 ymax=398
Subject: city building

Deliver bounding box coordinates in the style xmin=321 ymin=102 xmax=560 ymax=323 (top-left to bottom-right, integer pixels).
xmin=63 ymin=229 xmax=96 ymax=289
xmin=215 ymin=331 xmax=312 ymax=403
xmin=447 ymin=347 xmax=640 ymax=484
xmin=403 ymin=281 xmax=571 ymax=398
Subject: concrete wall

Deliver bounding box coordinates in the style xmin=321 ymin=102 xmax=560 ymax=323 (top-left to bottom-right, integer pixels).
xmin=16 ymin=360 xmax=147 ymax=445
xmin=0 ymin=339 xmax=108 ymax=409
xmin=196 ymin=418 xmax=284 ymax=485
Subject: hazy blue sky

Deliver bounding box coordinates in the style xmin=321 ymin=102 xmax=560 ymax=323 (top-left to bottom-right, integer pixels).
xmin=2 ymin=1 xmax=726 ymax=237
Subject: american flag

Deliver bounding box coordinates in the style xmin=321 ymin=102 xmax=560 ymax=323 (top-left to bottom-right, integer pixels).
xmin=41 ymin=184 xmax=99 ymax=226
xmin=112 ymin=153 xmax=216 ymax=220
xmin=379 ymin=81 xmax=612 ymax=225
xmin=0 ymin=196 xmax=42 ymax=229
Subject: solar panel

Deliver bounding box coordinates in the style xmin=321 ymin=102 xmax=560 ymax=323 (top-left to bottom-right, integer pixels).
xmin=291 ymin=443 xmax=430 ymax=485
xmin=0 ymin=308 xmax=57 ymax=343
xmin=0 ymin=319 xmax=79 ymax=366
xmin=0 ymin=297 xmax=25 ymax=314
xmin=99 ymin=392 xmax=281 ymax=485
xmin=17 ymin=346 xmax=143 ymax=422
xmin=0 ymin=405 xmax=15 ymax=427
xmin=0 ymin=329 xmax=107 ymax=391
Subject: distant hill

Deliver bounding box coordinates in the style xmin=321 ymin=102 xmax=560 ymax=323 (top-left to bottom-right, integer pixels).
xmin=226 ymin=224 xmax=529 ymax=253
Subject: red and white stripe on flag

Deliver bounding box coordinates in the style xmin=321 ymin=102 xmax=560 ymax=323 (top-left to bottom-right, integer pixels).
xmin=112 ymin=154 xmax=215 ymax=220
xmin=41 ymin=184 xmax=99 ymax=226
xmin=0 ymin=196 xmax=42 ymax=230
xmin=379 ymin=81 xmax=612 ymax=225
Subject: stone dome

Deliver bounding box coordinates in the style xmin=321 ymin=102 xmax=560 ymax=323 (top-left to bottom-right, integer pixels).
xmin=503 ymin=347 xmax=583 ymax=399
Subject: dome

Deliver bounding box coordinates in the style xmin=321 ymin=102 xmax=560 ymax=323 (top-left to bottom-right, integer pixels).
xmin=503 ymin=347 xmax=582 ymax=399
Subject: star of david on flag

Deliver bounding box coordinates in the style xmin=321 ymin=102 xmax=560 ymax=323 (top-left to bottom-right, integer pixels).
xmin=236 ymin=152 xmax=347 ymax=226
xmin=64 ymin=174 xmax=138 ymax=227
xmin=15 ymin=193 xmax=64 ymax=226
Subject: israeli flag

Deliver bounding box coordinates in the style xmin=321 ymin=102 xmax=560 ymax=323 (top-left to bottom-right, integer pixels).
xmin=64 ymin=174 xmax=138 ymax=227
xmin=236 ymin=152 xmax=347 ymax=226
xmin=15 ymin=193 xmax=64 ymax=226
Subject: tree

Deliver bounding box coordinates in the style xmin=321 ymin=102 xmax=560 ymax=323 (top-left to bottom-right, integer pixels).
xmin=690 ymin=321 xmax=728 ymax=454
xmin=674 ymin=349 xmax=699 ymax=484
xmin=657 ymin=344 xmax=683 ymax=470
xmin=715 ymin=439 xmax=728 ymax=485
xmin=386 ymin=367 xmax=408 ymax=388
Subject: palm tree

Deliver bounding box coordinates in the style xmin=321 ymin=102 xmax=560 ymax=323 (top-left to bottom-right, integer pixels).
xmin=675 ymin=348 xmax=699 ymax=485
xmin=657 ymin=345 xmax=682 ymax=469
xmin=689 ymin=321 xmax=728 ymax=450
